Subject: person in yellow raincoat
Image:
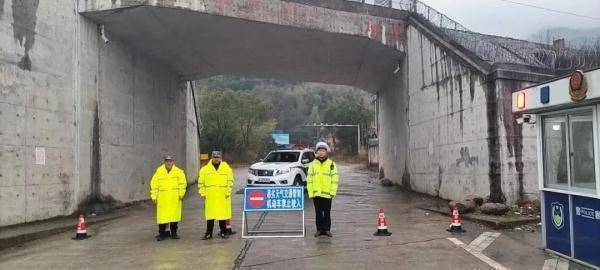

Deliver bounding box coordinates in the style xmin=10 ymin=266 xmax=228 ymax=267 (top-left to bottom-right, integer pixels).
xmin=198 ymin=151 xmax=234 ymax=239
xmin=307 ymin=142 xmax=339 ymax=238
xmin=150 ymin=155 xmax=187 ymax=241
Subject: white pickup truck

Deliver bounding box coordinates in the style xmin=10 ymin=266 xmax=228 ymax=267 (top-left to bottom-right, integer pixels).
xmin=246 ymin=149 xmax=315 ymax=187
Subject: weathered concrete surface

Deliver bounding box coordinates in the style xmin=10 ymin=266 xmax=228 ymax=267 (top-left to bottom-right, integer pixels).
xmin=0 ymin=0 xmax=199 ymax=227
xmin=401 ymin=22 xmax=495 ymax=203
xmin=0 ymin=164 xmax=553 ymax=269
xmin=78 ymin=0 xmax=406 ymax=93
xmin=375 ymin=18 xmax=557 ymax=205
xmin=378 ymin=65 xmax=409 ymax=188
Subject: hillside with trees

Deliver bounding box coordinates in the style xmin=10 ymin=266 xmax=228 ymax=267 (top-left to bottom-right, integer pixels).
xmin=193 ymin=76 xmax=374 ymax=161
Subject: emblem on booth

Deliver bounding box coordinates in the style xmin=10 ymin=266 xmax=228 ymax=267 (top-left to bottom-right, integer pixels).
xmin=569 ymin=70 xmax=588 ymax=101
xmin=551 ymin=202 xmax=565 ymax=230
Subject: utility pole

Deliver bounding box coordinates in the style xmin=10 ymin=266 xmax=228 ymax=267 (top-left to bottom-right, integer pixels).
xmin=189 ymin=81 xmax=202 ymax=153
xmin=304 ymin=123 xmax=361 ymax=154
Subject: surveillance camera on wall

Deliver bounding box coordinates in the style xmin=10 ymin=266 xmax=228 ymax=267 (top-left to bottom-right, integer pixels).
xmin=393 ymin=60 xmax=401 ymax=74
xmin=516 ymin=114 xmax=536 ymax=125
xmin=100 ymin=24 xmax=110 ymax=44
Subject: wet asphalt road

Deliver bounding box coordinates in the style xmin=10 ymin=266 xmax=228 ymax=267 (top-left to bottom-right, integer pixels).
xmin=0 ymin=163 xmax=557 ymax=269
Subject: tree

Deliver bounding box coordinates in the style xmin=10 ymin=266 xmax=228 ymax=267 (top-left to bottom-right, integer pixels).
xmin=322 ymin=93 xmax=374 ymax=154
xmin=196 ymin=77 xmax=375 ymax=158
xmin=197 ymin=89 xmax=277 ymax=160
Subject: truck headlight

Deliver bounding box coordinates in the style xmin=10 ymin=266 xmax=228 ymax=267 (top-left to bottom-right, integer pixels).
xmin=274 ymin=169 xmax=290 ymax=175
xmin=248 ymin=169 xmax=254 ymax=175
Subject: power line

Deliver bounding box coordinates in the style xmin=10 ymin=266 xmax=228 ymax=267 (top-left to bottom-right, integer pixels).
xmin=496 ymin=0 xmax=600 ymax=21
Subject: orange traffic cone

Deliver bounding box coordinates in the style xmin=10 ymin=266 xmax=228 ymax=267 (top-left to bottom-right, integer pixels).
xmin=72 ymin=214 xmax=90 ymax=240
xmin=225 ymin=219 xmax=236 ymax=235
xmin=373 ymin=208 xmax=392 ymax=236
xmin=447 ymin=206 xmax=466 ymax=233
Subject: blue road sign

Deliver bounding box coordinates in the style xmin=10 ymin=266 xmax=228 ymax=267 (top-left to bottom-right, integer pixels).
xmin=244 ymin=187 xmax=304 ymax=212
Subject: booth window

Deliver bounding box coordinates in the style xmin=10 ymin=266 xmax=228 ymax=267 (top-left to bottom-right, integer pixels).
xmin=569 ymin=113 xmax=595 ymax=192
xmin=543 ymin=116 xmax=568 ymax=189
xmin=542 ymin=110 xmax=596 ymax=194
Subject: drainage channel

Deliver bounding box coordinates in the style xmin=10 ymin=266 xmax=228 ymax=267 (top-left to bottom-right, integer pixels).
xmin=232 ymin=211 xmax=268 ymax=270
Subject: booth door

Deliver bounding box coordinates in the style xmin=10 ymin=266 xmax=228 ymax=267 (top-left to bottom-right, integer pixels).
xmin=544 ymin=191 xmax=572 ymax=257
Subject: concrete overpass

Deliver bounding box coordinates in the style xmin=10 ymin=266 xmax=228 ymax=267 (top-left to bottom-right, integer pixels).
xmin=79 ymin=0 xmax=408 ymax=92
xmin=0 ymin=0 xmax=563 ymax=226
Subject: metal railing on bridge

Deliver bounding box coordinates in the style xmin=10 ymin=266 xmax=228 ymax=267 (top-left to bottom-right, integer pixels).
xmin=345 ymin=0 xmax=469 ymax=31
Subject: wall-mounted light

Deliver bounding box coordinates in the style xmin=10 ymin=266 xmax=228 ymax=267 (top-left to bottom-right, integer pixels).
xmin=516 ymin=92 xmax=526 ymax=109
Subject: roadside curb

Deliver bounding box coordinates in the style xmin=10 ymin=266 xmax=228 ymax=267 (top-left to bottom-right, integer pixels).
xmin=418 ymin=206 xmax=540 ymax=229
xmin=1 ymin=182 xmax=199 ymax=252
xmin=0 ymin=213 xmax=126 ymax=252
xmin=0 ymin=208 xmax=132 ymax=251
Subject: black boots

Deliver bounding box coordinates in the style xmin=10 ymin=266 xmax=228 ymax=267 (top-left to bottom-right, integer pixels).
xmin=202 ymin=232 xmax=228 ymax=239
xmin=202 ymin=233 xmax=213 ymax=240
xmin=314 ymin=231 xmax=333 ymax=237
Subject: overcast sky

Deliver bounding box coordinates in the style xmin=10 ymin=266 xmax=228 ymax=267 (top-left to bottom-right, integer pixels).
xmin=418 ymin=0 xmax=600 ymax=39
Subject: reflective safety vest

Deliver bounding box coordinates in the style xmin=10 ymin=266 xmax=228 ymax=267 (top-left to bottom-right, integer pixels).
xmin=307 ymin=158 xmax=339 ymax=199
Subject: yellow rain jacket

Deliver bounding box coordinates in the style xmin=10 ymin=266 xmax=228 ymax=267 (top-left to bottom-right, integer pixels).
xmin=150 ymin=165 xmax=187 ymax=224
xmin=307 ymin=158 xmax=339 ymax=199
xmin=198 ymin=161 xmax=234 ymax=220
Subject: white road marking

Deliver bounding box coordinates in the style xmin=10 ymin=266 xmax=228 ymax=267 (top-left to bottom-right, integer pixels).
xmin=465 ymin=232 xmax=501 ymax=253
xmin=447 ymin=232 xmax=508 ymax=270
xmin=542 ymin=258 xmax=570 ymax=270
xmin=447 ymin=237 xmax=467 ymax=248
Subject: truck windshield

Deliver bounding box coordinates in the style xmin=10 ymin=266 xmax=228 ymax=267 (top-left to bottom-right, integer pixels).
xmin=263 ymin=152 xmax=300 ymax=162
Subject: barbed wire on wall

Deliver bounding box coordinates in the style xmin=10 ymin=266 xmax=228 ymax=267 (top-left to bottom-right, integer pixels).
xmin=346 ymin=0 xmax=600 ymax=71
xmin=345 ymin=0 xmax=469 ymax=31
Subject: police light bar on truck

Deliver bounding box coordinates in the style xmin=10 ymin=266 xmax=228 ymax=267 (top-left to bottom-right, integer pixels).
xmin=512 ymin=68 xmax=599 ymax=114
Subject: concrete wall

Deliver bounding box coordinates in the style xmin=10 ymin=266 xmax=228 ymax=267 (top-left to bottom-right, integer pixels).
xmin=185 ymin=83 xmax=200 ymax=185
xmin=0 ymin=0 xmax=198 ymax=227
xmin=400 ymin=24 xmax=492 ymax=202
xmin=388 ymin=24 xmax=540 ymax=205
xmin=0 ymin=0 xmax=77 ymax=226
xmin=80 ymin=0 xmax=407 ymax=52
xmin=367 ymin=138 xmax=379 ymax=167
xmin=378 ymin=70 xmax=409 ymax=187
xmin=495 ymin=78 xmax=538 ymax=203
xmin=95 ymin=38 xmax=190 ymax=203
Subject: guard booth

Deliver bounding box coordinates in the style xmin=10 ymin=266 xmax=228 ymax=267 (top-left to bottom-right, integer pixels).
xmin=512 ymin=68 xmax=600 ymax=269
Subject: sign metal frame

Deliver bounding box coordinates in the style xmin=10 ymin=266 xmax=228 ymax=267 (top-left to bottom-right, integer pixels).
xmin=241 ymin=187 xmax=305 ymax=239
